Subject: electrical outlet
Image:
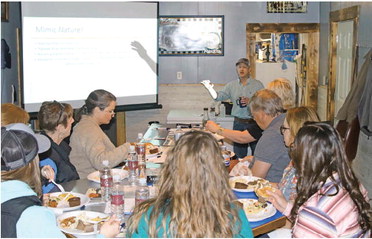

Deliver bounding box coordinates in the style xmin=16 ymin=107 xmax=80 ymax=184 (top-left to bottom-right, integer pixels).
xmin=177 ymin=71 xmax=182 ymax=80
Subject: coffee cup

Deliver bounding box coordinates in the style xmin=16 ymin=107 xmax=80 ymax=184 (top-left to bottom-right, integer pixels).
xmin=236 ymin=97 xmax=247 ymax=108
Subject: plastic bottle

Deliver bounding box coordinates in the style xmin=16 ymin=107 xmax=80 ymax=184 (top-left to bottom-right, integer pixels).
xmin=135 ymin=177 xmax=149 ymax=206
xmin=136 ymin=133 xmax=146 ymax=179
xmin=111 ymin=175 xmax=124 ymax=221
xmin=220 ymin=104 xmax=226 ymax=117
xmin=174 ymin=125 xmax=183 ymax=141
xmin=220 ymin=145 xmax=230 ymax=167
xmin=100 ymin=160 xmax=113 ymax=202
xmin=202 ymin=107 xmax=210 ymax=129
xmin=127 ymin=145 xmax=138 ymax=185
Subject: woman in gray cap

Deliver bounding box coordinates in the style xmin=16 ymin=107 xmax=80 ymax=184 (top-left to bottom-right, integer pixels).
xmin=1 ymin=123 xmax=120 ymax=238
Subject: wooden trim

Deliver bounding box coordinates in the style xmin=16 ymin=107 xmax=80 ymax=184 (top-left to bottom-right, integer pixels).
xmin=327 ymin=6 xmax=360 ymax=122
xmin=116 ymin=112 xmax=126 ymax=145
xmin=246 ymin=23 xmax=319 ymax=33
xmin=330 ymin=5 xmax=359 ymax=22
xmin=246 ymin=23 xmax=319 ymax=108
xmin=252 ymin=216 xmax=287 ymax=237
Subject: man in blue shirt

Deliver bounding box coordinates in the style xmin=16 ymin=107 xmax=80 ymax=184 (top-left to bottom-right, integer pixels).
xmin=202 ymin=58 xmax=264 ymax=158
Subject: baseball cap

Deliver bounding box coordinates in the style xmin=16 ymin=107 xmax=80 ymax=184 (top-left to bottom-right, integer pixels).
xmin=1 ymin=123 xmax=51 ymax=171
xmin=235 ymin=58 xmax=250 ymax=67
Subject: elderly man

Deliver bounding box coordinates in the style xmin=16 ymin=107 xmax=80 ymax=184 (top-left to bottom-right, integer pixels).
xmin=202 ymin=58 xmax=264 ymax=158
xmin=210 ymin=89 xmax=290 ymax=183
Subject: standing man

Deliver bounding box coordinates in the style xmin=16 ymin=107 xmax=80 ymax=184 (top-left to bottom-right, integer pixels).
xmin=201 ymin=58 xmax=264 ymax=158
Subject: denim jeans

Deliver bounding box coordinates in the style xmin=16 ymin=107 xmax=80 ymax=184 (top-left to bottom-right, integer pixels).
xmin=233 ymin=119 xmax=258 ymax=158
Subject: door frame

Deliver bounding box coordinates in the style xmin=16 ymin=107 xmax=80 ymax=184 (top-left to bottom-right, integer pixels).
xmin=328 ymin=6 xmax=359 ymax=122
xmin=246 ymin=23 xmax=319 ymax=110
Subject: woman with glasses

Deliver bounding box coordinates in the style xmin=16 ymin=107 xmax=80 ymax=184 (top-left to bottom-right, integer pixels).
xmin=268 ymin=122 xmax=371 ymax=237
xmin=38 ymin=101 xmax=79 ymax=191
xmin=69 ymin=89 xmax=130 ymax=178
xmin=277 ymin=106 xmax=320 ymax=201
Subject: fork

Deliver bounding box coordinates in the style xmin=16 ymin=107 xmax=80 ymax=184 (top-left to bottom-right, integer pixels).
xmin=51 ymin=179 xmax=65 ymax=192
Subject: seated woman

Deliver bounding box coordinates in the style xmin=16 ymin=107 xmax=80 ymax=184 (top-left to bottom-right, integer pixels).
xmin=126 ymin=131 xmax=252 ymax=238
xmin=69 ymin=89 xmax=131 ymax=178
xmin=1 ymin=103 xmax=56 ymax=193
xmin=268 ymin=122 xmax=372 ymax=237
xmin=1 ymin=123 xmax=120 ymax=238
xmin=38 ymin=101 xmax=79 ymax=186
xmin=277 ymin=106 xmax=320 ymax=201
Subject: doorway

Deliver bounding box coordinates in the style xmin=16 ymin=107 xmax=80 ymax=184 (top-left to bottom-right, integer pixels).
xmin=246 ymin=23 xmax=319 ymax=109
xmin=328 ymin=6 xmax=359 ymax=123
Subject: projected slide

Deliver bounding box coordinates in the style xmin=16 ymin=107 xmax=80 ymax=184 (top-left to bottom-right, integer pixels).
xmin=21 ymin=2 xmax=158 ymax=112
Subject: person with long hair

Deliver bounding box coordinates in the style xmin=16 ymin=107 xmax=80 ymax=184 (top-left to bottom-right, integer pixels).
xmin=69 ymin=89 xmax=130 ymax=178
xmin=38 ymin=101 xmax=79 ymax=189
xmin=126 ymin=130 xmax=252 ymax=238
xmin=268 ymin=122 xmax=372 ymax=237
xmin=1 ymin=123 xmax=120 ymax=238
xmin=1 ymin=103 xmax=56 ymax=193
xmin=277 ymin=106 xmax=320 ymax=201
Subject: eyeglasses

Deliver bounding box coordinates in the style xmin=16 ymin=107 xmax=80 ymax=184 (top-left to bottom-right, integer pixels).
xmin=280 ymin=125 xmax=290 ymax=135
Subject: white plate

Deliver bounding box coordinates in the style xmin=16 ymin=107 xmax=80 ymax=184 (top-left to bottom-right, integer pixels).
xmin=229 ymin=176 xmax=269 ymax=192
xmin=238 ymin=199 xmax=276 ymax=222
xmin=87 ymin=168 xmax=129 ymax=183
xmin=47 ymin=192 xmax=90 ymax=211
xmin=57 ymin=210 xmax=108 ymax=237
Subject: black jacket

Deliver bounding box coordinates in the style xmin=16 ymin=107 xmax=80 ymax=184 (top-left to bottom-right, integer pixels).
xmin=39 ymin=132 xmax=80 ymax=183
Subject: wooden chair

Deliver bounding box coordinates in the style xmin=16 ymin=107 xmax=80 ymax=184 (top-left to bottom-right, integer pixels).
xmin=335 ymin=117 xmax=360 ymax=161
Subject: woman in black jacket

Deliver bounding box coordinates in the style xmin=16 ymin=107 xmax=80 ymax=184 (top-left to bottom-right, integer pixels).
xmin=38 ymin=101 xmax=79 ymax=188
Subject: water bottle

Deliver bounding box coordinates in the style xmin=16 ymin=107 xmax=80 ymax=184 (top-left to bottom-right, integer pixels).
xmin=136 ymin=133 xmax=146 ymax=178
xmin=221 ymin=145 xmax=230 ymax=167
xmin=127 ymin=145 xmax=138 ymax=185
xmin=100 ymin=160 xmax=113 ymax=202
xmin=111 ymin=175 xmax=124 ymax=221
xmin=220 ymin=104 xmax=226 ymax=117
xmin=135 ymin=178 xmax=149 ymax=206
xmin=174 ymin=125 xmax=183 ymax=141
xmin=202 ymin=107 xmax=209 ymax=129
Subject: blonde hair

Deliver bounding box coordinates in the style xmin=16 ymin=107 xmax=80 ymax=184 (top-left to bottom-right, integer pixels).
xmin=1 ymin=103 xmax=30 ymax=126
xmin=285 ymin=106 xmax=320 ymax=145
xmin=127 ymin=131 xmax=242 ymax=237
xmin=267 ymin=78 xmax=295 ymax=110
xmin=1 ymin=156 xmax=42 ymax=197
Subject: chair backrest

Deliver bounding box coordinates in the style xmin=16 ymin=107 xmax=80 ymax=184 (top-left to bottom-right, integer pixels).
xmin=335 ymin=117 xmax=360 ymax=161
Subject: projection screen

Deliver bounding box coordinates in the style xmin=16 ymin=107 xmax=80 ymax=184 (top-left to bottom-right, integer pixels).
xmin=21 ymin=2 xmax=158 ymax=112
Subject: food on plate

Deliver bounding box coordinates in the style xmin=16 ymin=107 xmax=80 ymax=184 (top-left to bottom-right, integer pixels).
xmin=59 ymin=213 xmax=104 ymax=233
xmin=256 ymin=186 xmax=276 ymax=199
xmin=86 ymin=188 xmax=101 ymax=198
xmin=68 ymin=197 xmax=81 ymax=207
xmin=243 ymin=200 xmax=269 ymax=215
xmin=47 ymin=193 xmax=79 ymax=208
xmin=146 ymin=143 xmax=159 ymax=155
xmin=234 ymin=182 xmax=249 ymax=189
xmin=149 ymin=147 xmax=159 ymax=154
xmin=230 ymin=177 xmax=270 ymax=191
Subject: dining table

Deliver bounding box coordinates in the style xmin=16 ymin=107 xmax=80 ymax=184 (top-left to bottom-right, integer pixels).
xmin=58 ymin=123 xmax=286 ymax=237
